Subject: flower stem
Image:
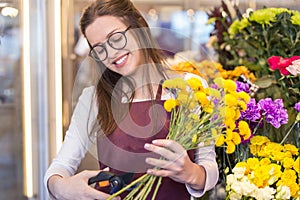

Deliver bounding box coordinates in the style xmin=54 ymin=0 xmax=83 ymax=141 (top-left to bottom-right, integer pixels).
xmin=107 ymin=174 xmax=149 ymax=200
xmin=280 ymin=121 xmax=297 ymax=145
xmin=151 ymin=176 xmax=162 ymax=200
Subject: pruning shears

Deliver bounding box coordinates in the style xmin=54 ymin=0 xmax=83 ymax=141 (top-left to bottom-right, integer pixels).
xmin=88 ymin=171 xmax=134 ymax=194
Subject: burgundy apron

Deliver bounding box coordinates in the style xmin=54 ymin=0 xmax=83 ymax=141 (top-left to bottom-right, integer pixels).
xmin=96 ymin=84 xmax=194 ymax=199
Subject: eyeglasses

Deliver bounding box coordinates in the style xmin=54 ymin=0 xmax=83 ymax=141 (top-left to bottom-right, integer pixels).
xmin=89 ymin=26 xmax=131 ymax=62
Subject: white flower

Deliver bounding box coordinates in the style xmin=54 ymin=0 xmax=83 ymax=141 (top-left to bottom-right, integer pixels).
xmin=229 ymin=191 xmax=242 ymax=200
xmin=276 ymin=185 xmax=291 ymax=200
xmin=240 ymin=180 xmax=256 ymax=196
xmin=232 ymin=167 xmax=246 ymax=179
xmin=226 ymin=174 xmax=236 ymax=186
xmin=286 ymin=59 xmax=300 ymax=75
xmin=254 ymin=186 xmax=276 ymax=200
xmin=231 ymin=182 xmax=243 ymax=194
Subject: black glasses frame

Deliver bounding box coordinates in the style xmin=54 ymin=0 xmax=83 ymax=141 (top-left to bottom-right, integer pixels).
xmin=88 ymin=26 xmax=131 ymax=62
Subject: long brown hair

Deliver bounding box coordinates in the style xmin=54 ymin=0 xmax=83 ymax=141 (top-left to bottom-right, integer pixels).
xmin=80 ymin=0 xmax=167 ymax=136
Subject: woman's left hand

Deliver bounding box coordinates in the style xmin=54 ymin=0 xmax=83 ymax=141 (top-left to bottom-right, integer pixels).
xmin=144 ymin=139 xmax=205 ymax=189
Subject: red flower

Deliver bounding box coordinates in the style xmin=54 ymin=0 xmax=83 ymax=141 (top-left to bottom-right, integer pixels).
xmin=267 ymin=55 xmax=300 ymax=76
xmin=277 ymin=58 xmax=292 ymax=75
xmin=267 ymin=56 xmax=281 ymax=70
xmin=290 ymin=55 xmax=300 ymax=61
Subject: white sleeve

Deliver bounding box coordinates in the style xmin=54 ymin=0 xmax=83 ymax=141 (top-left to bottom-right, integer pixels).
xmin=44 ymin=86 xmax=97 ymax=197
xmin=185 ymin=144 xmax=219 ymax=198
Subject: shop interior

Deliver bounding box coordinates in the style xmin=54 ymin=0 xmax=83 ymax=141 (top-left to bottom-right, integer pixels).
xmin=0 ymin=0 xmax=299 ymax=199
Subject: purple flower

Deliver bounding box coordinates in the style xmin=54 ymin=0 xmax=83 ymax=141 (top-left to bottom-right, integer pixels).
xmin=258 ymin=98 xmax=288 ymax=128
xmin=236 ymin=81 xmax=250 ymax=93
xmin=295 ymin=102 xmax=300 ymax=112
xmin=241 ymin=98 xmax=261 ymax=121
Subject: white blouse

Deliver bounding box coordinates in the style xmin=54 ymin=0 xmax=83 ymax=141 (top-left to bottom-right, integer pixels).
xmin=44 ymin=73 xmax=219 ymax=199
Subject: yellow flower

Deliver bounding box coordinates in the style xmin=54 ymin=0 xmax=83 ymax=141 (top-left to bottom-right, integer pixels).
xmin=195 ymin=91 xmax=209 ymax=106
xmin=252 ymin=166 xmax=270 ymax=188
xmin=238 ymin=120 xmax=251 ymax=140
xmin=293 ymin=157 xmax=299 ymax=173
xmin=284 ymin=144 xmax=299 ymax=156
xmin=279 ymin=169 xmax=297 ymax=187
xmin=162 ymin=78 xmax=187 ymax=90
xmin=208 ymin=88 xmax=220 ymax=98
xmin=247 ymin=157 xmax=260 ymax=170
xmin=225 ymin=119 xmax=236 ymax=131
xmin=250 ymin=135 xmax=270 ymax=146
xmin=225 ymin=94 xmax=238 ymax=107
xmin=291 ymin=12 xmax=300 ymax=26
xmin=215 ymin=134 xmax=225 ymax=147
xmin=232 ymin=131 xmax=241 ymax=145
xmin=238 ymin=91 xmax=251 ymax=103
xmin=213 ymin=77 xmax=224 ymax=88
xmin=177 ymin=93 xmax=189 ymax=104
xmin=236 ymin=162 xmax=250 ymax=174
xmin=186 ymin=77 xmax=204 ymax=91
xmin=211 ymin=128 xmax=218 ymax=137
xmin=225 ymin=140 xmax=235 ymax=154
xmin=203 ymin=103 xmax=214 ymax=113
xmin=223 ymin=79 xmax=237 ymax=92
xmin=225 ymin=129 xmax=233 ymax=140
xmin=164 ymin=99 xmax=178 ymax=112
xmin=260 ymin=158 xmax=271 ymax=166
xmin=268 ymin=163 xmax=282 ymax=179
xmin=237 ymin=101 xmax=247 ymax=111
xmin=188 ymin=113 xmax=199 ymax=121
xmin=192 ymin=134 xmax=197 ymax=144
xmin=249 ymin=8 xmax=277 ymax=25
xmin=283 ymin=157 xmax=295 ymax=169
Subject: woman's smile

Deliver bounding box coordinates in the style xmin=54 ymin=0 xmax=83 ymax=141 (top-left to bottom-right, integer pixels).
xmin=112 ymin=53 xmax=129 ymax=68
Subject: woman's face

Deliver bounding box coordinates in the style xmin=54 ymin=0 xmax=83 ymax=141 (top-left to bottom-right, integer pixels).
xmin=85 ymin=15 xmax=144 ymax=76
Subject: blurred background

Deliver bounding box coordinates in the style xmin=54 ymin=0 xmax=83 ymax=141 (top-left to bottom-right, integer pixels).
xmin=0 ymin=0 xmax=299 ymax=199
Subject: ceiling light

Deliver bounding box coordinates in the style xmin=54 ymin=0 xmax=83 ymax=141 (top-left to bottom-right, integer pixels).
xmin=1 ymin=6 xmax=19 ymax=17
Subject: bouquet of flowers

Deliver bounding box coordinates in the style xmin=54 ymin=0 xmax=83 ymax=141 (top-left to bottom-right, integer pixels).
xmin=108 ymin=76 xmax=251 ymax=200
xmin=226 ymin=135 xmax=299 ymax=200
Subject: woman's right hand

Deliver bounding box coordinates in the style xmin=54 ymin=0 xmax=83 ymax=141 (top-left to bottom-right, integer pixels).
xmin=48 ymin=170 xmax=120 ymax=200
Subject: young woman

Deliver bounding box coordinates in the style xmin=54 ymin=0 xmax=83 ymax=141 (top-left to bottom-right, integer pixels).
xmin=45 ymin=0 xmax=218 ymax=199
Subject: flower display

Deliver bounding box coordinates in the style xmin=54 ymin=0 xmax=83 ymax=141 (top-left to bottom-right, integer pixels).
xmin=208 ymin=6 xmax=300 ymax=77
xmin=226 ymin=135 xmax=300 ymax=200
xmin=170 ymin=60 xmax=256 ymax=83
xmin=108 ymin=77 xmax=251 ymax=200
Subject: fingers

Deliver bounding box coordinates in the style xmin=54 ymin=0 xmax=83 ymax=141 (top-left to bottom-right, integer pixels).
xmin=85 ymin=187 xmax=111 ymax=199
xmin=144 ymin=140 xmax=187 ymax=161
xmin=152 ymin=139 xmax=186 ymax=154
xmin=145 ymin=157 xmax=181 ymax=171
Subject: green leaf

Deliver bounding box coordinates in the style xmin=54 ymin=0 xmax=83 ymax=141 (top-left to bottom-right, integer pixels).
xmin=255 ymin=76 xmax=274 ymax=88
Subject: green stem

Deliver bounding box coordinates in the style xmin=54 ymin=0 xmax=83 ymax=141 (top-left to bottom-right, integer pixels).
xmin=107 ymin=174 xmax=149 ymax=200
xmin=151 ymin=177 xmax=162 ymax=200
xmin=280 ymin=121 xmax=297 ymax=145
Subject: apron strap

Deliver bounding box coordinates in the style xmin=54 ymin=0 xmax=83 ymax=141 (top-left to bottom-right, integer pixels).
xmin=155 ymin=79 xmax=164 ymax=101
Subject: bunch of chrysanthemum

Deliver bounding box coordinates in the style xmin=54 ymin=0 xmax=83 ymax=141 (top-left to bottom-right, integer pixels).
xmin=170 ymin=60 xmax=256 ymax=84
xmin=218 ymin=65 xmax=256 ymax=83
xmin=226 ymin=135 xmax=299 ymax=200
xmin=212 ymin=78 xmax=252 ymax=154
xmin=108 ymin=77 xmax=251 ymax=200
